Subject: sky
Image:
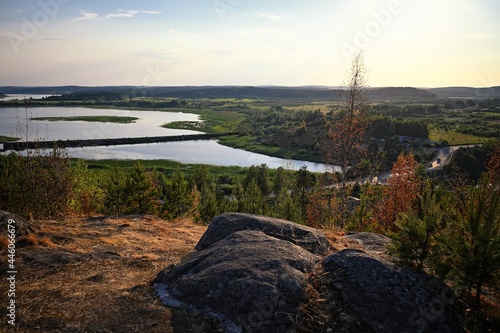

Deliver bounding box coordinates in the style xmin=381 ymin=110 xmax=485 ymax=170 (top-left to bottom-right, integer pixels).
xmin=0 ymin=0 xmax=499 ymax=88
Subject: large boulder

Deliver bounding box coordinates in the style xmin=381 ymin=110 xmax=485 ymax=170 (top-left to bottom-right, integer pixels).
xmin=0 ymin=210 xmax=33 ymax=238
xmin=323 ymin=249 xmax=463 ymax=333
xmin=195 ymin=212 xmax=330 ymax=255
xmin=154 ymin=213 xmax=463 ymax=333
xmin=344 ymin=232 xmax=391 ymax=254
xmin=154 ymin=230 xmax=320 ymax=332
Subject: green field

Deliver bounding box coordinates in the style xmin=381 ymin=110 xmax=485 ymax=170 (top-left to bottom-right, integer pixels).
xmin=429 ymin=128 xmax=489 ymax=145
xmin=161 ymin=109 xmax=245 ymax=134
xmin=218 ymin=134 xmax=323 ymax=163
xmin=80 ymin=159 xmax=258 ymax=183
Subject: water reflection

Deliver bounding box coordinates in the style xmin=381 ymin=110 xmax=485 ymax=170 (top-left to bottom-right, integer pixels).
xmin=65 ymin=140 xmax=332 ymax=172
xmin=0 ymin=106 xmax=333 ymax=172
xmin=0 ymin=107 xmax=201 ymax=141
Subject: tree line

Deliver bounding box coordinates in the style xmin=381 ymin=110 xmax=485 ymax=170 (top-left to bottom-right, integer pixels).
xmin=0 ymin=150 xmax=316 ymax=225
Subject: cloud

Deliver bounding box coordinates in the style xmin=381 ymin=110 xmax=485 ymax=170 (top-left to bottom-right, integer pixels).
xmin=74 ymin=11 xmax=99 ymax=21
xmin=134 ymin=49 xmax=182 ymax=60
xmin=463 ymin=33 xmax=496 ymax=40
xmin=0 ymin=30 xmax=27 ymax=43
xmin=260 ymin=14 xmax=290 ymax=22
xmin=73 ymin=10 xmax=161 ymax=21
xmin=42 ymin=37 xmax=71 ymax=41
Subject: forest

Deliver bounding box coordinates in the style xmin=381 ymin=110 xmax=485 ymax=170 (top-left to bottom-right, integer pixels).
xmin=0 ymin=143 xmax=499 ymax=332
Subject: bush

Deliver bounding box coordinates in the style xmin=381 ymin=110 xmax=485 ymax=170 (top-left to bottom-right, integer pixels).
xmin=0 ymin=148 xmax=72 ymax=219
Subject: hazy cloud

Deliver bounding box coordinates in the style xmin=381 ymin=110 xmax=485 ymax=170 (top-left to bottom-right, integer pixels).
xmin=0 ymin=30 xmax=24 ymax=43
xmin=74 ymin=11 xmax=99 ymax=21
xmin=0 ymin=30 xmax=69 ymax=44
xmin=260 ymin=14 xmax=290 ymax=22
xmin=134 ymin=49 xmax=182 ymax=60
xmin=74 ymin=10 xmax=161 ymax=21
xmin=209 ymin=49 xmax=235 ymax=56
xmin=42 ymin=37 xmax=71 ymax=41
xmin=464 ymin=33 xmax=495 ymax=39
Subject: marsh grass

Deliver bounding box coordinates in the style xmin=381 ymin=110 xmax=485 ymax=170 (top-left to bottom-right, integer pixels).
xmin=0 ymin=135 xmax=20 ymax=142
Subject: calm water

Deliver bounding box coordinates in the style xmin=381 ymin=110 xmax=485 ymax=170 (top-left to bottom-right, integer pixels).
xmin=65 ymin=140 xmax=331 ymax=172
xmin=0 ymin=106 xmax=332 ymax=171
xmin=0 ymin=107 xmax=201 ymax=141
xmin=0 ymin=94 xmax=56 ymax=101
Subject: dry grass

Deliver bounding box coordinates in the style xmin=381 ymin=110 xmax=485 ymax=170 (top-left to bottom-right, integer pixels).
xmin=0 ymin=216 xmax=206 ymax=333
xmin=0 ymin=234 xmax=9 ymax=250
xmin=323 ymin=229 xmax=364 ymax=253
xmin=38 ymin=237 xmax=57 ymax=248
xmin=297 ymin=263 xmax=375 ymax=333
xmin=2 ymin=216 xmax=496 ymax=332
xmin=297 ymin=230 xmax=377 ymax=333
xmin=23 ymin=233 xmax=39 ymax=246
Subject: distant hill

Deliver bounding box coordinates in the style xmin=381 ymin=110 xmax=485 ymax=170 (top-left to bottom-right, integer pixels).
xmin=0 ymin=85 xmax=137 ymax=95
xmin=1 ymin=85 xmax=499 ymax=101
xmin=367 ymin=87 xmax=437 ymax=101
xmin=427 ymin=86 xmax=500 ymax=98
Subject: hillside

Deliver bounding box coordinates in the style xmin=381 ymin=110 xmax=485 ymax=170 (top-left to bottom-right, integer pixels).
xmin=367 ymin=87 xmax=437 ymax=101
xmin=428 ymin=86 xmax=500 ymax=98
xmin=5 ymin=85 xmax=498 ymax=101
xmin=0 ymin=215 xmax=375 ymax=333
xmin=0 ymin=216 xmax=207 ymax=332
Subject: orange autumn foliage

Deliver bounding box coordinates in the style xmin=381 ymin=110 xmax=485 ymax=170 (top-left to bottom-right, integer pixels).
xmin=374 ymin=152 xmax=421 ymax=232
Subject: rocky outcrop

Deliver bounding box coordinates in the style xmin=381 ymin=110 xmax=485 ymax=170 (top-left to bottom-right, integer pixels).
xmin=344 ymin=232 xmax=391 ymax=255
xmin=0 ymin=210 xmax=33 ymax=237
xmin=154 ymin=230 xmax=321 ymax=332
xmin=195 ymin=212 xmax=330 ymax=255
xmin=323 ymin=249 xmax=462 ymax=333
xmin=154 ymin=213 xmax=464 ymax=333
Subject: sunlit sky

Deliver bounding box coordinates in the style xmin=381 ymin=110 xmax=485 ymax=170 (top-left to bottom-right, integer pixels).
xmin=1 ymin=0 xmax=499 ymax=87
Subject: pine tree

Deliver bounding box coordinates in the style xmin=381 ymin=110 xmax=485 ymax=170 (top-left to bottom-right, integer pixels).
xmin=69 ymin=160 xmax=105 ymax=216
xmin=390 ymin=183 xmax=445 ymax=273
xmin=106 ymin=165 xmax=127 ymax=216
xmin=192 ymin=165 xmax=213 ymax=192
xmin=244 ymin=164 xmax=271 ymax=195
xmin=238 ymin=178 xmax=266 ymax=215
xmin=126 ymin=161 xmax=160 ymax=215
xmin=443 ymin=173 xmax=500 ymax=306
xmin=293 ymin=166 xmax=316 ymax=221
xmin=275 ymin=191 xmax=302 ymax=223
xmin=273 ymin=166 xmax=292 ymax=196
xmin=164 ymin=168 xmax=191 ymax=219
xmin=198 ymin=183 xmax=219 ymax=224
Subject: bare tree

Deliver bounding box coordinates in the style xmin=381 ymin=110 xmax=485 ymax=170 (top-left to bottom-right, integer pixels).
xmin=325 ymin=52 xmax=368 ymax=182
xmin=322 ymin=52 xmax=369 ymax=227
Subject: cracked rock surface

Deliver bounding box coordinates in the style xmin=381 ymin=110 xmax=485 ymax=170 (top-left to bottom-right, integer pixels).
xmin=154 ymin=213 xmax=464 ymax=333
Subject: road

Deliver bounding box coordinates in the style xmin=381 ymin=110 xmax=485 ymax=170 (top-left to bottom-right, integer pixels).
xmin=426 ymin=145 xmax=479 ymax=171
xmin=330 ymin=145 xmax=478 ymax=188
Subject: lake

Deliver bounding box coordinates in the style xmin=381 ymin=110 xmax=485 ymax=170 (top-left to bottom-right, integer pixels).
xmin=0 ymin=107 xmax=201 ymax=141
xmin=64 ymin=141 xmax=330 ymax=172
xmin=0 ymin=94 xmax=56 ymax=101
xmin=0 ymin=106 xmax=332 ymax=172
